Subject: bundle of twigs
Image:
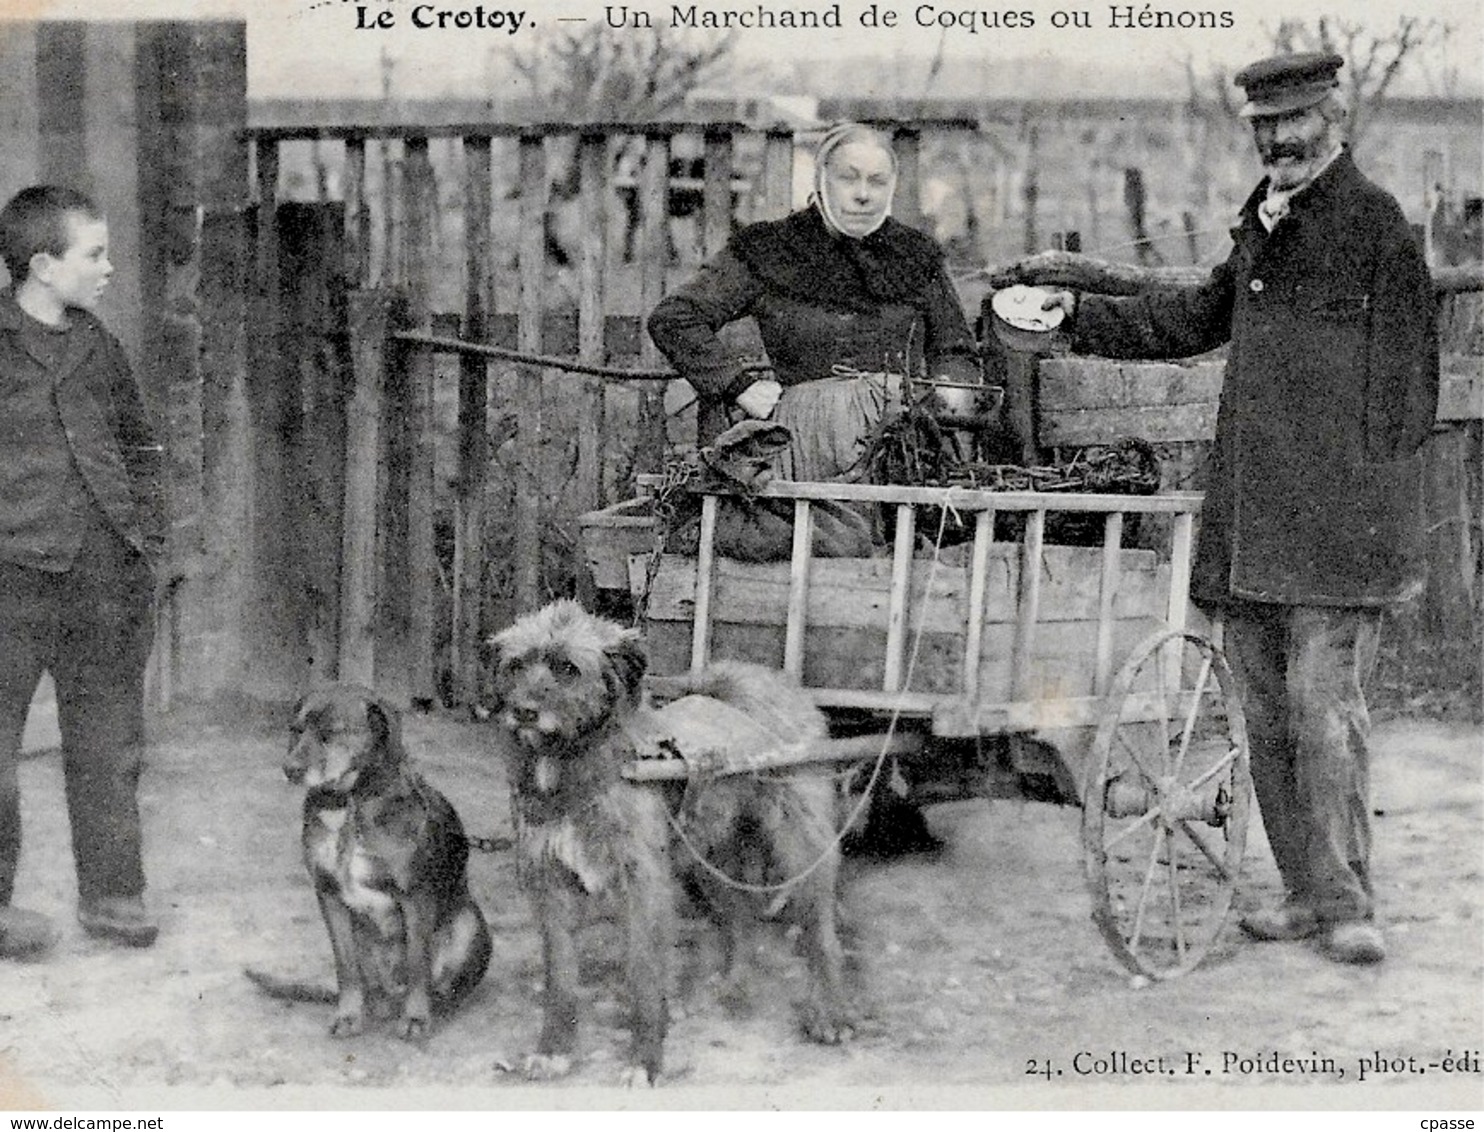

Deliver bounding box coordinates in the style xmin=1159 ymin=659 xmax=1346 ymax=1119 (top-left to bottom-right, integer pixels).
xmin=860 ymin=394 xmax=1161 ymax=497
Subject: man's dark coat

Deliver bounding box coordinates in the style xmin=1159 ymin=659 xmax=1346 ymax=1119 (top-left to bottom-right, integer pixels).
xmin=1073 ymin=151 xmax=1438 ymax=607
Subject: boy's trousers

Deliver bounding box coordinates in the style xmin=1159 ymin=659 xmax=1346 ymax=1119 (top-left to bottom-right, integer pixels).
xmin=0 ymin=529 xmax=154 ymax=906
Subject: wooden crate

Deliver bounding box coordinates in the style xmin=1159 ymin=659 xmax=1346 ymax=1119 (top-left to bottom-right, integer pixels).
xmin=579 ymin=497 xmax=657 ymax=594
xmin=632 ymin=545 xmax=1168 ymax=704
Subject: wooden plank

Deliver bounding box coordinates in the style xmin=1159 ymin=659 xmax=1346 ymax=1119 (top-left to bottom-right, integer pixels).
xmin=340 ymin=290 xmax=391 ymax=686
xmin=761 ymin=127 xmax=794 ymax=220
xmin=961 ymin=509 xmax=994 ymax=693
xmin=636 ymin=132 xmax=671 ymax=473
xmin=702 ymin=126 xmax=734 ymax=258
xmin=883 ymin=504 xmax=916 ymax=691
xmin=934 ymin=689 xmax=1211 ymax=738
xmin=643 ymin=609 xmax=1162 ymax=702
xmin=1040 ymin=357 xmax=1477 ymax=430
xmin=403 ymin=137 xmax=437 ymax=705
xmin=690 ymin=494 xmax=719 ymax=672
xmin=891 ymin=127 xmax=922 ymax=231
xmin=456 ymin=135 xmax=492 ymax=705
xmin=1040 ymin=403 xmax=1220 ymax=445
xmin=576 ymin=131 xmax=607 ymax=519
xmin=36 ymin=23 xmax=88 ymax=195
xmin=244 ymin=120 xmax=712 ymax=143
xmin=249 ymin=138 xmax=310 ymax=692
xmin=672 ymin=479 xmax=1206 ymax=513
xmin=624 ymin=730 xmax=927 ymax=781
xmin=782 ymin=499 xmax=813 ymax=677
xmin=279 ymin=203 xmax=347 ymax=686
xmin=343 ymin=137 xmax=370 ymax=288
xmin=1011 ymin=510 xmax=1046 ymax=700
xmin=1439 ymin=357 xmax=1484 ymax=422
xmin=1038 ymin=358 xmax=1225 ymax=409
xmin=632 ymin=544 xmax=1164 ymax=632
xmin=182 ymin=26 xmax=251 ymax=700
xmin=1094 ymin=511 xmax=1124 ymax=695
xmin=515 ymin=133 xmax=547 ymax=615
xmin=132 ymin=24 xmax=203 ymax=704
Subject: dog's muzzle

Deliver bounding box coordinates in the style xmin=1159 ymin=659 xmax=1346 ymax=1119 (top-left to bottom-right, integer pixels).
xmin=502 ymin=703 xmax=567 ymax=746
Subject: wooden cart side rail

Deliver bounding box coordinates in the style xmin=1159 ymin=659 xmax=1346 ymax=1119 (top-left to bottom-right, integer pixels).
xmin=673 ymin=480 xmax=1205 ymax=732
xmin=623 ymin=682 xmax=1213 ymax=788
xmin=637 ymin=476 xmax=1205 ymax=513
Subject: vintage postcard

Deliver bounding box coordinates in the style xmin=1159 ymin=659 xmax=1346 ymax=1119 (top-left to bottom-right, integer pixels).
xmin=0 ymin=0 xmax=1479 ymax=1115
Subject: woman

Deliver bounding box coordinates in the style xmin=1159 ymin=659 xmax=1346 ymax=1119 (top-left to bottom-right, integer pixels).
xmin=648 ymin=124 xmax=972 ymax=856
xmin=647 ymin=122 xmax=982 ymax=479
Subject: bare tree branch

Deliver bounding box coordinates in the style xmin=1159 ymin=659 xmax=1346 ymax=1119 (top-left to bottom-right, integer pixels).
xmin=1259 ymin=16 xmax=1449 ymax=152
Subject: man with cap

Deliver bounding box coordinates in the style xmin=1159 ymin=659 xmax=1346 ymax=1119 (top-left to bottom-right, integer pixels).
xmin=1045 ymin=53 xmax=1438 ymax=964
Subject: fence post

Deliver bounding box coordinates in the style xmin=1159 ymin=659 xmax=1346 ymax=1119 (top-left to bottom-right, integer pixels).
xmin=403 ymin=137 xmax=437 ymax=707
xmin=892 ymin=125 xmax=922 ymax=232
xmin=761 ymin=127 xmax=794 ymax=220
xmin=456 ymin=134 xmax=493 ymax=706
xmin=576 ymin=129 xmax=609 ymax=524
xmin=340 ymin=289 xmax=392 ymax=687
xmin=516 ymin=131 xmax=548 ymax=615
xmin=636 ymin=129 xmax=672 ymax=477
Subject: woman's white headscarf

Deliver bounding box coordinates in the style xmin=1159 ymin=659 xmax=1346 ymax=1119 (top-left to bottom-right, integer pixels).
xmin=812 ymin=122 xmax=898 ymax=240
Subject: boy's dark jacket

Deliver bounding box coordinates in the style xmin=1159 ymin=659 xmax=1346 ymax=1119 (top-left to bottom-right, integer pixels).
xmin=0 ymin=296 xmax=164 ymax=571
xmin=1072 ymin=150 xmax=1438 ymax=607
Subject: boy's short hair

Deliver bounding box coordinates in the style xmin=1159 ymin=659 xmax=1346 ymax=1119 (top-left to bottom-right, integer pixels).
xmin=0 ymin=185 xmax=102 ymax=285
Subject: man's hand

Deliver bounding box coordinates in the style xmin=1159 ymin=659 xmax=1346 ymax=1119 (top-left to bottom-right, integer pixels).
xmin=735 ymin=378 xmax=783 ymax=420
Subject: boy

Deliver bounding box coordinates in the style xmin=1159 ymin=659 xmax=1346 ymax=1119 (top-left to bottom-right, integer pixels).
xmin=0 ymin=185 xmax=165 ymax=956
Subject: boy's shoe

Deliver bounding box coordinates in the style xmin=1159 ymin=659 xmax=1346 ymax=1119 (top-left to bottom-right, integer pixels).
xmin=0 ymin=905 xmax=58 ymax=959
xmin=1239 ymin=902 xmax=1320 ymax=941
xmin=78 ymin=896 xmax=158 ymax=948
xmin=1324 ymin=921 xmax=1386 ymax=965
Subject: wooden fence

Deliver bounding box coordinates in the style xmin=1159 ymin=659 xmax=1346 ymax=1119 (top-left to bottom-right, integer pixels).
xmin=242 ymin=120 xmax=981 ymax=707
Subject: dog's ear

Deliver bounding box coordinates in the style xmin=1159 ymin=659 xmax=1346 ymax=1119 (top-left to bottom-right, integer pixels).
xmin=602 ymin=629 xmax=649 ymax=708
xmin=366 ymin=697 xmax=407 ymax=764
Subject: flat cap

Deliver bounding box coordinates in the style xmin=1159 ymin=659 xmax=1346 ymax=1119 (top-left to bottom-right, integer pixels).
xmin=1234 ymin=52 xmax=1343 ymax=118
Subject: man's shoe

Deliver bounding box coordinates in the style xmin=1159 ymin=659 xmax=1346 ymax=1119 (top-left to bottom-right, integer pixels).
xmin=1239 ymin=903 xmax=1320 ymax=941
xmin=0 ymin=906 xmax=58 ymax=959
xmin=78 ymin=896 xmax=158 ymax=948
xmin=1325 ymin=921 xmax=1386 ymax=965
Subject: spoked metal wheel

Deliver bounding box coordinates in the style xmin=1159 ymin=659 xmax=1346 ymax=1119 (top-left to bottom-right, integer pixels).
xmin=1081 ymin=627 xmax=1252 ymax=979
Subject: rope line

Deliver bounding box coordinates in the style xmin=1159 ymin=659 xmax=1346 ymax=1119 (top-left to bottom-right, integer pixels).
xmin=663 ymin=496 xmax=959 ymax=900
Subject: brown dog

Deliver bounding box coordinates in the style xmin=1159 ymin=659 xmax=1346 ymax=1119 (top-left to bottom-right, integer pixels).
xmin=486 ymin=599 xmax=854 ymax=1085
xmin=248 ymin=685 xmax=492 ymax=1042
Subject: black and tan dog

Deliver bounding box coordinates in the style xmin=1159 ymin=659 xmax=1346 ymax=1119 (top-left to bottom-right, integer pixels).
xmin=247 ymin=685 xmax=492 ymax=1042
xmin=486 ymin=599 xmax=854 ymax=1085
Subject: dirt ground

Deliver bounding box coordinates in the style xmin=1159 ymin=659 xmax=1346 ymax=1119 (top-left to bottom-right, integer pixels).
xmin=1 ymin=706 xmax=1480 ymax=1111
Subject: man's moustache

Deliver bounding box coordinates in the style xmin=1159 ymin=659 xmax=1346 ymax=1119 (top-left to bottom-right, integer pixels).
xmin=1261 ymin=142 xmax=1317 ymax=163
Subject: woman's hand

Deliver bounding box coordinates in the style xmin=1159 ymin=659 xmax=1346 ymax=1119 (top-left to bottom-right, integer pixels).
xmin=1041 ymin=290 xmax=1077 ymax=318
xmin=735 ymin=379 xmax=783 ymax=419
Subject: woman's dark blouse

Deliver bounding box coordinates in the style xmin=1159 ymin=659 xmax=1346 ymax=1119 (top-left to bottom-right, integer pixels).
xmin=647 ymin=209 xmax=980 ymax=403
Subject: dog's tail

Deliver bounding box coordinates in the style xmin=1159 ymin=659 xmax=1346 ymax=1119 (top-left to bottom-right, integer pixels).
xmin=243 ymin=967 xmax=338 ymax=1004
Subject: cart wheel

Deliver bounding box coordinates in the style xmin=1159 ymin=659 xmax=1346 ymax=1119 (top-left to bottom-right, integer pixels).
xmin=1081 ymin=628 xmax=1251 ymax=979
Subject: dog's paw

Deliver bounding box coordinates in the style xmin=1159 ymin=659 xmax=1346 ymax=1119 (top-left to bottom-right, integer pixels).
xmin=521 ymin=1052 xmax=574 ymax=1081
xmin=712 ymin=974 xmax=757 ymax=1017
xmin=618 ymin=1063 xmax=658 ymax=1088
xmin=797 ymin=1002 xmax=857 ymax=1046
xmin=329 ymin=1012 xmax=366 ymax=1038
xmin=395 ymin=1014 xmax=431 ymax=1043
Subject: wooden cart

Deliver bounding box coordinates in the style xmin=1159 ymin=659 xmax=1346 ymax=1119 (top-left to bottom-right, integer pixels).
xmin=581 ymin=479 xmax=1252 ymax=979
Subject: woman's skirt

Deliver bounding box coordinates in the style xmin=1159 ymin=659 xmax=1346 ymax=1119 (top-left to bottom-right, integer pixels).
xmin=772 ymin=368 xmax=902 ymax=482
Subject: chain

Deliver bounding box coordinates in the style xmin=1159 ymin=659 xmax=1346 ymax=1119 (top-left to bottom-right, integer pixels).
xmin=466 ymin=833 xmax=513 ymax=853
xmin=631 ymin=455 xmax=700 ymax=631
